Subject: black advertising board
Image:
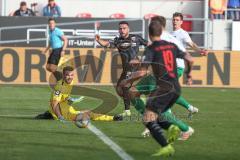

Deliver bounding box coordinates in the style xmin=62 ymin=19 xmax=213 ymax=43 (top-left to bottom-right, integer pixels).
xmin=0 ymin=16 xmax=148 ymax=48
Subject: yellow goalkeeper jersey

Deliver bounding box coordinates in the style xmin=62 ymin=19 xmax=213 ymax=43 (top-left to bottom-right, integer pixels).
xmin=50 ymin=79 xmax=74 ymax=103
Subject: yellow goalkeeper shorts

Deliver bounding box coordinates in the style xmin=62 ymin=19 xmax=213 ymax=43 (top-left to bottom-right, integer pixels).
xmin=49 ymin=101 xmax=81 ymax=121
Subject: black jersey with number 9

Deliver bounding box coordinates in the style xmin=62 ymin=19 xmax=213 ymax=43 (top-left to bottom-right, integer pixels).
xmin=143 ymin=40 xmax=185 ymax=93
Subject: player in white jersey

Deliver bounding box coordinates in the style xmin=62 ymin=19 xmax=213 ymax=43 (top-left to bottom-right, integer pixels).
xmin=171 ymin=12 xmax=207 ymax=56
xmin=161 ymin=31 xmax=186 ymax=52
xmin=170 ymin=12 xmax=208 ymax=116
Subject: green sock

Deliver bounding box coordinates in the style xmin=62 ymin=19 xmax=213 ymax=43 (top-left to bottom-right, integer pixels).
xmin=131 ymin=98 xmax=145 ymax=115
xmin=176 ymin=96 xmax=191 ymax=110
xmin=162 ymin=109 xmax=189 ymax=132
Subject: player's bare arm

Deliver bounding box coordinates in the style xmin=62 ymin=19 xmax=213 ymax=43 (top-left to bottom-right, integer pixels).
xmin=43 ymin=44 xmax=51 ymax=54
xmin=147 ymin=42 xmax=152 ymax=46
xmin=120 ymin=66 xmax=148 ymax=87
xmin=95 ymin=34 xmax=110 ymax=47
xmin=61 ymin=35 xmax=68 ymax=55
xmin=188 ymin=41 xmax=208 ymax=56
xmin=50 ymin=100 xmax=62 ymax=118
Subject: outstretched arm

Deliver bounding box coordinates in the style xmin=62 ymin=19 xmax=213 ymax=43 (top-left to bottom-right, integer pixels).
xmin=95 ymin=35 xmax=111 ymax=47
xmin=187 ymin=41 xmax=208 ymax=56
xmin=61 ymin=35 xmax=68 ymax=55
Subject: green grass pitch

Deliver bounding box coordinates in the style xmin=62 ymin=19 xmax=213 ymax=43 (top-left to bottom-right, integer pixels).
xmin=0 ymin=85 xmax=240 ymax=160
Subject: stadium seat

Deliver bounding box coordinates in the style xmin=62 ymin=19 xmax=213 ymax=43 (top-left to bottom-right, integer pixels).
xmin=76 ymin=12 xmax=92 ymax=18
xmin=144 ymin=13 xmax=159 ymax=19
xmin=109 ymin=13 xmax=125 ymax=19
xmin=182 ymin=14 xmax=193 ymax=32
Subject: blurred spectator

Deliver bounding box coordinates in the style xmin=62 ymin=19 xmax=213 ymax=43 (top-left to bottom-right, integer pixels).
xmin=13 ymin=1 xmax=35 ymax=16
xmin=209 ymin=0 xmax=228 ymax=19
xmin=228 ymin=0 xmax=240 ymax=8
xmin=227 ymin=0 xmax=240 ymax=20
xmin=43 ymin=0 xmax=61 ymax=17
xmin=31 ymin=3 xmax=39 ymax=16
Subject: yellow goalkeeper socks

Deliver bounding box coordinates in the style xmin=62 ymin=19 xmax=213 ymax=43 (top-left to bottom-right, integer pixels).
xmin=90 ymin=113 xmax=113 ymax=121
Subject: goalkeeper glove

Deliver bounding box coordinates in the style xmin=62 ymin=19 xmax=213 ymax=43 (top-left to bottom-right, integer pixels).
xmin=67 ymin=96 xmax=85 ymax=105
xmin=58 ymin=115 xmax=66 ymax=123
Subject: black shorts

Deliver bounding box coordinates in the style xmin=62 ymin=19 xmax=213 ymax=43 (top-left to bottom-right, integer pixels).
xmin=47 ymin=48 xmax=62 ymax=65
xmin=146 ymin=88 xmax=180 ymax=114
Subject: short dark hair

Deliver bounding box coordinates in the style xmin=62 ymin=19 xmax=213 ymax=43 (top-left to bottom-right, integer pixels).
xmin=173 ymin=12 xmax=183 ymax=20
xmin=63 ymin=66 xmax=74 ymax=74
xmin=119 ymin=21 xmax=129 ymax=26
xmin=150 ymin=16 xmax=166 ymax=28
xmin=149 ymin=21 xmax=162 ymax=37
xmin=48 ymin=17 xmax=55 ymax=23
xmin=20 ymin=1 xmax=27 ymax=6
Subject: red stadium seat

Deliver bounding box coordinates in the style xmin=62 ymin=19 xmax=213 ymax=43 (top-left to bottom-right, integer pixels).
xmin=182 ymin=14 xmax=193 ymax=32
xmin=144 ymin=13 xmax=159 ymax=19
xmin=109 ymin=13 xmax=125 ymax=19
xmin=76 ymin=12 xmax=92 ymax=18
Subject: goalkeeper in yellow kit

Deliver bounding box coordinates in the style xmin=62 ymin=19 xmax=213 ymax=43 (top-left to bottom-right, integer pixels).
xmin=35 ymin=66 xmax=122 ymax=122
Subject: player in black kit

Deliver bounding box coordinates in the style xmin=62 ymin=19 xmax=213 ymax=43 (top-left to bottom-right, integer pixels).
xmin=95 ymin=21 xmax=148 ymax=116
xmin=120 ymin=20 xmax=194 ymax=156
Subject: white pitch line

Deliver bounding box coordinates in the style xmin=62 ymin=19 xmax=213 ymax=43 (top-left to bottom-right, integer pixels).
xmin=0 ymin=114 xmax=134 ymax=160
xmin=88 ymin=123 xmax=134 ymax=160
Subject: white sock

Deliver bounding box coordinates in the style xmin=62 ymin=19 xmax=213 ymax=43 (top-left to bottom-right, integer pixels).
xmin=188 ymin=105 xmax=194 ymax=112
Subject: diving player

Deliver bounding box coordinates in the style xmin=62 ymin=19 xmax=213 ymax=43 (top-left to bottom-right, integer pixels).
xmin=35 ymin=66 xmax=122 ymax=122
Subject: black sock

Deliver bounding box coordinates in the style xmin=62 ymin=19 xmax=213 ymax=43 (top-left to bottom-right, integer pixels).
xmin=35 ymin=111 xmax=53 ymax=119
xmin=122 ymin=87 xmax=130 ymax=110
xmin=53 ymin=71 xmax=62 ymax=81
xmin=158 ymin=120 xmax=172 ymax=130
xmin=146 ymin=121 xmax=168 ymax=147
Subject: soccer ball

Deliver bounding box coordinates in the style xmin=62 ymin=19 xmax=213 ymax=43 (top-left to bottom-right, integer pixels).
xmin=75 ymin=112 xmax=90 ymax=128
